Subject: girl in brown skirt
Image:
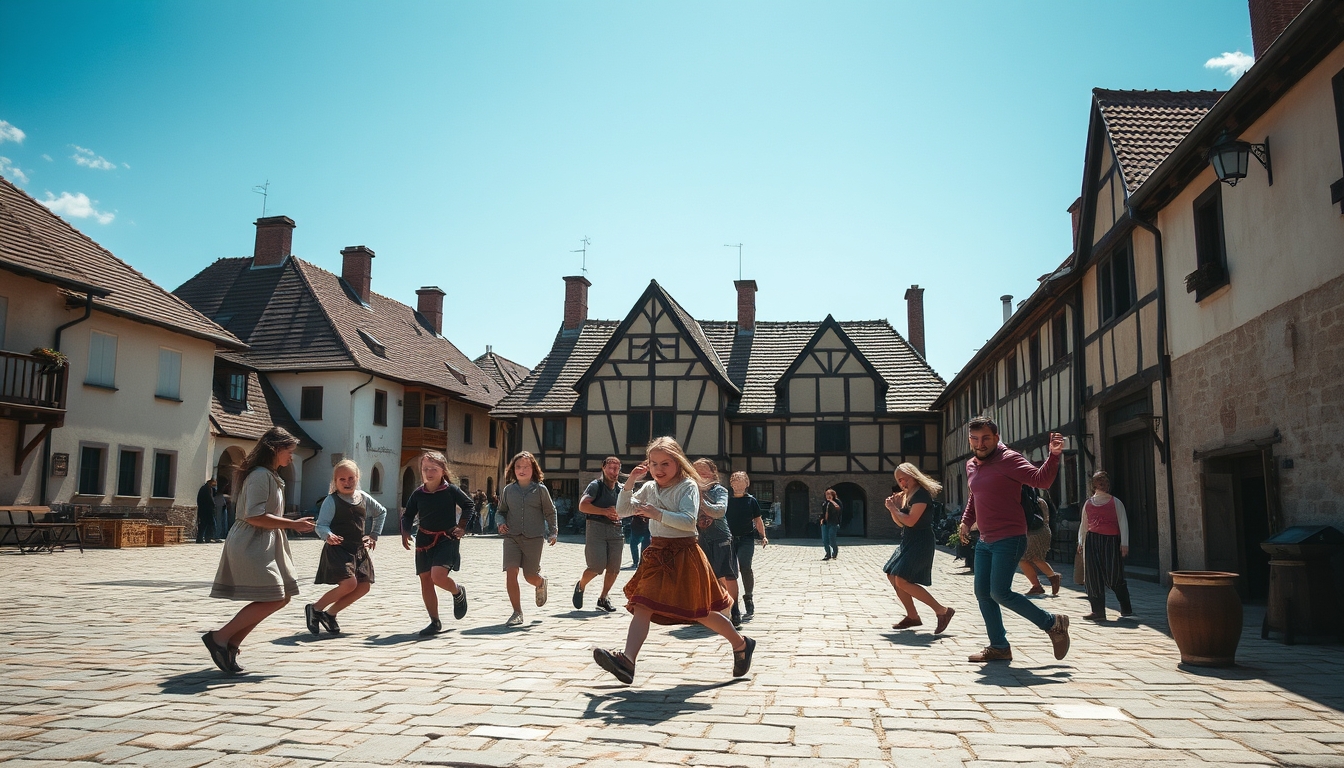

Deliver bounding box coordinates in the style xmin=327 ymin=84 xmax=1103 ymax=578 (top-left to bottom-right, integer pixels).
xmin=593 ymin=437 xmax=756 ymax=685
xmin=305 ymin=460 xmax=388 ymax=635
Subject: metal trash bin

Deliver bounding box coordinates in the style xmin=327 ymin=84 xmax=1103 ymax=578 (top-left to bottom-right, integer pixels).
xmin=1259 ymin=525 xmax=1344 ymax=644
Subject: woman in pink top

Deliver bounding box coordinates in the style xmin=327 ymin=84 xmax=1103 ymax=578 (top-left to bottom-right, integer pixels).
xmin=1077 ymin=471 xmax=1131 ymax=621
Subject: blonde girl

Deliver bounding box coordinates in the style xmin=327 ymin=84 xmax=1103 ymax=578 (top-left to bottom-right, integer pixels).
xmin=305 ymin=460 xmax=387 ymax=635
xmin=496 ymin=451 xmax=558 ymax=627
xmin=592 ymin=436 xmax=756 ymax=685
xmin=882 ymin=462 xmax=955 ymax=634
xmin=400 ymin=451 xmax=477 ymax=636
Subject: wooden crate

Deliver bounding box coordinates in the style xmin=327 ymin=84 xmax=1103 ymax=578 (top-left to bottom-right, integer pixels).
xmin=163 ymin=526 xmax=186 ymax=545
xmin=78 ymin=518 xmax=149 ymax=548
xmin=146 ymin=524 xmax=165 ymax=547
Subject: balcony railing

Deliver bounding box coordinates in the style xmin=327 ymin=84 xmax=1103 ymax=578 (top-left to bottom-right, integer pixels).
xmin=0 ymin=350 xmax=68 ymax=422
xmin=402 ymin=426 xmax=448 ymax=452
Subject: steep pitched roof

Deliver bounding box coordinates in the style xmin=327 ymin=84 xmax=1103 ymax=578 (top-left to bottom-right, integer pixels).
xmin=474 ymin=349 xmax=532 ymax=392
xmin=1093 ymin=89 xmax=1223 ymax=194
xmin=210 ymin=364 xmax=320 ymax=450
xmin=492 ymin=322 xmax=622 ymax=417
xmin=0 ymin=176 xmax=243 ymax=348
xmin=174 ymin=256 xmax=503 ymax=408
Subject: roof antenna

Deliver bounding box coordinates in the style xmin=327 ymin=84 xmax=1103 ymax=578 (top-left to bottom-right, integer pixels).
xmin=724 ymin=243 xmax=743 ymax=280
xmin=252 ymin=180 xmax=270 ymax=217
xmin=571 ymin=236 xmax=591 ymax=276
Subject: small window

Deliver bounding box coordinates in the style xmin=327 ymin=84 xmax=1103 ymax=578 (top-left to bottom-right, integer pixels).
xmin=627 ymin=411 xmax=650 ymax=447
xmin=300 ymin=386 xmax=324 ymax=420
xmin=489 ymin=420 xmax=498 ymax=448
xmin=156 ymin=348 xmax=182 ymax=400
xmin=754 ymin=481 xmax=775 ymax=505
xmin=1189 ymin=182 xmax=1230 ymax=301
xmin=357 ymin=329 xmax=386 ymax=356
xmin=403 ymin=392 xmax=421 ymax=427
xmin=373 ymin=390 xmax=388 ymax=426
xmin=652 ymin=411 xmax=676 ymax=439
xmin=743 ymin=424 xmax=767 ymax=454
xmin=152 ymin=451 xmax=176 ymax=498
xmin=1051 ymin=311 xmax=1068 ymax=362
xmin=901 ymin=425 xmax=924 ymax=455
xmin=1005 ymin=348 xmax=1019 ymax=392
xmin=78 ymin=445 xmax=104 ymax=495
xmin=86 ymin=330 xmax=117 ymax=388
xmin=370 ymin=466 xmax=383 ymax=494
xmin=116 ymin=449 xmax=141 ymax=497
xmin=227 ymin=373 xmax=247 ymax=402
xmin=1028 ymin=333 xmax=1041 ymax=381
xmin=542 ymin=419 xmax=566 ymax=451
xmin=817 ymin=423 xmax=848 ymax=453
xmin=1098 ymin=239 xmax=1136 ymax=324
xmin=463 ymin=413 xmax=474 ymax=444
xmin=423 ymin=401 xmax=441 ymax=430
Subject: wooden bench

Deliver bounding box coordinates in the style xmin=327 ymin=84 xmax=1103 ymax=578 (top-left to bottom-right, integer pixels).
xmin=0 ymin=507 xmax=83 ymax=553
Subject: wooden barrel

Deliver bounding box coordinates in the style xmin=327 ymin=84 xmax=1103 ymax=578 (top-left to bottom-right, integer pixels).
xmin=1167 ymin=570 xmax=1242 ymax=666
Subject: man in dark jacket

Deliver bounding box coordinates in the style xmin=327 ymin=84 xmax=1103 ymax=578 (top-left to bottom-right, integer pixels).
xmin=196 ymin=478 xmax=218 ymax=543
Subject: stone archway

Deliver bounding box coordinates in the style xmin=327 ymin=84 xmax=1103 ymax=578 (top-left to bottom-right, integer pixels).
xmin=401 ymin=466 xmax=417 ymax=507
xmin=216 ymin=446 xmax=246 ymax=496
xmin=833 ymin=482 xmax=867 ymax=537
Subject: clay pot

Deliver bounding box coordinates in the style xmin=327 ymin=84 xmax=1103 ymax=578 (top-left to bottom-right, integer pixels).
xmin=1167 ymin=571 xmax=1242 ymax=667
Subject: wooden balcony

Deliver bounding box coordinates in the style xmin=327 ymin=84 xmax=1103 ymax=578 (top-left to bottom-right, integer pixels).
xmin=403 ymin=426 xmax=448 ymax=451
xmin=1 ymin=350 xmax=69 ymax=474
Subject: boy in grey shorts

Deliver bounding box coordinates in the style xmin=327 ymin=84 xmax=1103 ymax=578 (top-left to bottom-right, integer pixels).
xmin=573 ymin=457 xmax=624 ymax=612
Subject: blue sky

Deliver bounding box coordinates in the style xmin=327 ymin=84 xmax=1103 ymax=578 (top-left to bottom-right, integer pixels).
xmin=1 ymin=1 xmax=1253 ymax=380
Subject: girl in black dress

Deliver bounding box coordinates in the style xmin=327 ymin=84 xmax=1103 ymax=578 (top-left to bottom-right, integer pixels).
xmin=400 ymin=451 xmax=477 ymax=636
xmin=306 ymin=459 xmax=388 ymax=634
xmin=883 ymin=462 xmax=954 ymax=634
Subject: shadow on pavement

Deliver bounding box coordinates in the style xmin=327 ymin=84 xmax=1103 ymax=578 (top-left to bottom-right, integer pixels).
xmin=270 ymin=632 xmax=343 ymax=646
xmin=158 ymin=670 xmax=277 ymax=694
xmin=460 ymin=623 xmax=535 ymax=635
xmin=881 ymin=631 xmax=946 ymax=647
xmin=667 ymin=625 xmax=715 ymax=640
xmin=1178 ymin=660 xmax=1344 ymax=712
xmin=974 ymin=663 xmax=1071 ymax=686
xmin=364 ymin=631 xmax=450 ymax=645
xmin=582 ymin=679 xmax=744 ymax=723
xmin=85 ymin=580 xmax=215 ymax=592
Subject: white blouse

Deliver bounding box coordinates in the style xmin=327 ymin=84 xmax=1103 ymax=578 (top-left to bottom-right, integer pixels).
xmin=616 ymin=477 xmax=700 ymax=539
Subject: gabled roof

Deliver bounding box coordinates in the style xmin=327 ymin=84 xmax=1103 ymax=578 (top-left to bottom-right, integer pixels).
xmin=209 ymin=361 xmax=320 ymax=450
xmin=1093 ymin=89 xmax=1224 ymax=194
xmin=492 ymin=321 xmax=621 ymax=417
xmin=175 ymin=256 xmax=503 ymax=408
xmin=773 ymin=314 xmax=888 ymax=400
xmin=0 ymin=176 xmax=244 ymax=348
xmin=474 ymin=349 xmax=532 ymax=393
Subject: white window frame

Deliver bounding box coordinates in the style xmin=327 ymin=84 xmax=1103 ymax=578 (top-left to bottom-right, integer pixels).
xmin=86 ymin=330 xmax=118 ymax=388
xmin=156 ymin=347 xmax=183 ymax=400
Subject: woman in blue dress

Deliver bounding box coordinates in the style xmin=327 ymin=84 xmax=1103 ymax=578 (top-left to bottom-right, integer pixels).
xmin=882 ymin=462 xmax=955 ymax=634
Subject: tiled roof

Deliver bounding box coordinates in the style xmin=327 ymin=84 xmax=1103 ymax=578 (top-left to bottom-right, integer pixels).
xmin=1094 ymin=89 xmax=1223 ymax=194
xmin=0 ymin=176 xmax=244 ymax=348
xmin=473 ymin=350 xmax=532 ymax=392
xmin=493 ymin=313 xmax=946 ymax=418
xmin=654 ymin=283 xmax=735 ymax=390
xmin=174 ymin=257 xmax=504 ymax=408
xmin=210 ymin=365 xmax=320 ymax=450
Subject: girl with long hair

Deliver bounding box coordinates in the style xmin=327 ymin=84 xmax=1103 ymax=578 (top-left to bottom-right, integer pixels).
xmin=496 ymin=451 xmax=558 ymax=627
xmin=204 ymin=427 xmax=314 ymax=673
xmin=401 ymin=452 xmax=477 ymax=636
xmin=693 ymin=458 xmax=739 ymax=627
xmin=305 ymin=460 xmax=387 ymax=635
xmin=882 ymin=462 xmax=955 ymax=634
xmin=592 ymin=437 xmax=756 ymax=685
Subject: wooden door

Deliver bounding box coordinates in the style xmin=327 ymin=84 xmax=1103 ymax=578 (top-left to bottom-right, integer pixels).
xmin=785 ymin=482 xmax=810 ymax=538
xmin=1111 ymin=432 xmax=1158 ymax=568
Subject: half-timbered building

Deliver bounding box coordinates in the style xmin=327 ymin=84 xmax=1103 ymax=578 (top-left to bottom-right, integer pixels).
xmin=492 ymin=277 xmax=946 ymax=538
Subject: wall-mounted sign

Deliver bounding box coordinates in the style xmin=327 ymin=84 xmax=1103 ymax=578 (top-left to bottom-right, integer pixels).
xmin=51 ymin=453 xmax=69 ymax=477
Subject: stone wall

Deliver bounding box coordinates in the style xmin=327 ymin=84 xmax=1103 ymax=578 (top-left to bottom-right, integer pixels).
xmin=1168 ymin=272 xmax=1344 ymax=568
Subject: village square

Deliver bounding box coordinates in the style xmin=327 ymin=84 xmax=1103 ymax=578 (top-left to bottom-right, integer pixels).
xmin=1 ymin=0 xmax=1343 ymax=766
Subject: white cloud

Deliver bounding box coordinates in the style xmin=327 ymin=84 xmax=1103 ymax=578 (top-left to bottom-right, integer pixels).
xmin=71 ymin=145 xmax=116 ymax=170
xmin=0 ymin=157 xmax=30 ymax=183
xmin=41 ymin=154 xmax=52 ymax=161
xmin=0 ymin=120 xmax=24 ymax=144
xmin=1205 ymin=51 xmax=1254 ymax=78
xmin=39 ymin=191 xmax=115 ymax=224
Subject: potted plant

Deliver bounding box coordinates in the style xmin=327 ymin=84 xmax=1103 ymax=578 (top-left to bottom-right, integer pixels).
xmin=29 ymin=348 xmax=68 ymax=371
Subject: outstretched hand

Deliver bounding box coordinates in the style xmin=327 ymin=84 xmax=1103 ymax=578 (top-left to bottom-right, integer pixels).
xmin=1049 ymin=432 xmax=1065 ymax=455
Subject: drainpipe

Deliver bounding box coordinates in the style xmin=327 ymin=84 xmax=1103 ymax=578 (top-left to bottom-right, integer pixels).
xmin=348 ymin=372 xmax=375 ymax=470
xmin=1127 ymin=210 xmax=1180 ymax=576
xmin=41 ymin=292 xmax=96 ymax=505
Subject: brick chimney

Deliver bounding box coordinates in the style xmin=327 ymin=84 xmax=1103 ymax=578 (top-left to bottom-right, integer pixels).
xmin=340 ymin=245 xmax=376 ymax=304
xmin=734 ymin=280 xmax=757 ymax=334
xmin=416 ymin=286 xmax=445 ymax=334
xmin=1249 ymin=0 xmax=1308 ymax=58
xmin=562 ymin=276 xmax=591 ymax=331
xmin=903 ymin=285 xmax=925 ymax=359
xmin=253 ymin=216 xmax=295 ymax=267
xmin=1068 ymin=197 xmax=1082 ymax=251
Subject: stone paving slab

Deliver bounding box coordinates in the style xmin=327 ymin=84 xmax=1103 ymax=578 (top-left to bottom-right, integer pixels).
xmin=2 ymin=536 xmax=1343 ymax=766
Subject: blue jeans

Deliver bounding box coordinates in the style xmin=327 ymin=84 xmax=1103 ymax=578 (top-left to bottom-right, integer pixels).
xmin=821 ymin=524 xmax=839 ymax=557
xmin=629 ymin=531 xmax=651 ymax=566
xmin=974 ymin=535 xmax=1055 ymax=649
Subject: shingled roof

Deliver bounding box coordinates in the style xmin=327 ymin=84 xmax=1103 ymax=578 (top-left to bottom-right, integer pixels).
xmin=493 ymin=285 xmax=945 ymax=418
xmin=0 ymin=176 xmax=244 ymax=348
xmin=175 ymin=256 xmax=503 ymax=408
xmin=1093 ymin=89 xmax=1224 ymax=194
xmin=474 ymin=349 xmax=532 ymax=393
xmin=210 ymin=366 xmax=320 ymax=450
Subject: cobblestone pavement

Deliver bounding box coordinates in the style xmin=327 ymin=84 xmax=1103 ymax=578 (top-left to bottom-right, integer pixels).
xmin=2 ymin=536 xmax=1343 ymax=768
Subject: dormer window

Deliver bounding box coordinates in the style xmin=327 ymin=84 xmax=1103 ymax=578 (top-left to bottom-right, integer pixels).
xmin=357 ymin=329 xmax=386 ymax=356
xmin=227 ymin=373 xmax=247 ymax=403
xmin=445 ymin=363 xmax=468 ymax=385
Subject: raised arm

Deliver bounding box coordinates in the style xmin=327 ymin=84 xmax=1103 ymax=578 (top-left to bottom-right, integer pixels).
xmin=655 ymin=483 xmax=699 ymax=532
xmin=700 ymin=484 xmax=728 ymax=519
xmin=1003 ymin=450 xmax=1061 ymax=490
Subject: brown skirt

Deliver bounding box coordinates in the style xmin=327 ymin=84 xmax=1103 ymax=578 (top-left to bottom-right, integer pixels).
xmin=624 ymin=536 xmax=732 ymax=625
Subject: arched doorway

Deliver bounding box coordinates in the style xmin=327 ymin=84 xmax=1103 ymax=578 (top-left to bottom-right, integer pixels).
xmin=833 ymin=482 xmax=867 ymax=537
xmin=784 ymin=481 xmax=811 ymax=538
xmin=215 ymin=446 xmax=245 ymax=496
xmin=401 ymin=466 xmax=417 ymax=507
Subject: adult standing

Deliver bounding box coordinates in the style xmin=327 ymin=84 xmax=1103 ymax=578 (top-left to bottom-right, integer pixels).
xmin=883 ymin=463 xmax=954 ymax=634
xmin=215 ymin=491 xmax=232 ymax=541
xmin=819 ymin=488 xmax=842 ymax=561
xmin=204 ymin=428 xmax=314 ymax=673
xmin=196 ymin=478 xmax=218 ymax=544
xmin=470 ymin=490 xmax=488 ymax=535
xmin=573 ymin=457 xmax=625 ymax=612
xmin=958 ymin=417 xmax=1071 ymax=663
xmin=627 ymin=509 xmax=651 ymax=567
xmin=1019 ymin=494 xmax=1062 ymax=596
xmin=694 ymin=459 xmax=739 ymax=627
xmin=497 ymin=451 xmax=558 ymax=627
xmin=486 ymin=494 xmax=499 ymax=533
xmin=726 ymin=471 xmax=767 ymax=619
xmin=1079 ymin=471 xmax=1132 ymax=621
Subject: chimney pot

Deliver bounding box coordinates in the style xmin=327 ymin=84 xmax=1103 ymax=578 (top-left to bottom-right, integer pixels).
xmin=416 ymin=286 xmax=445 ymax=335
xmin=734 ymin=280 xmax=758 ymax=334
xmin=1067 ymin=197 xmax=1083 ymax=251
xmin=1000 ymin=295 xmax=1013 ymax=325
xmin=253 ymin=216 xmax=295 ymax=267
xmin=903 ymin=284 xmax=926 ymax=359
xmin=340 ymin=245 xmax=376 ymax=304
xmin=562 ymin=276 xmax=591 ymax=331
xmin=1248 ymin=0 xmax=1308 ymax=59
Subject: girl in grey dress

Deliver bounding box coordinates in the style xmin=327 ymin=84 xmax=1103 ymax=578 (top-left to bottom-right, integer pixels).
xmin=204 ymin=428 xmax=314 ymax=673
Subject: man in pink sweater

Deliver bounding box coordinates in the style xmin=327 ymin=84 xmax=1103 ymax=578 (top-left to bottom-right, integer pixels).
xmin=958 ymin=417 xmax=1070 ymax=663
